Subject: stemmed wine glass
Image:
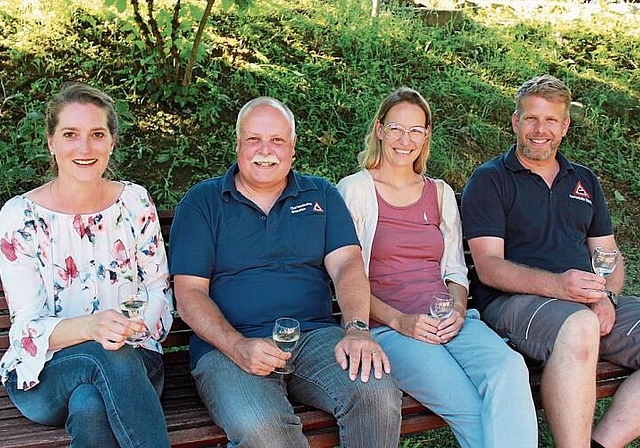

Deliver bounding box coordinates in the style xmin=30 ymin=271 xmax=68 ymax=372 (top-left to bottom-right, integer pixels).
xmin=272 ymin=317 xmax=300 ymax=374
xmin=118 ymin=281 xmax=151 ymax=347
xmin=430 ymin=292 xmax=454 ymax=320
xmin=591 ymin=247 xmax=619 ymax=278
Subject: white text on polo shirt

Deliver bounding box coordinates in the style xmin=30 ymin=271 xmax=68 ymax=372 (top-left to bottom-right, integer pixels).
xmin=568 ymin=194 xmax=593 ymax=205
xmin=290 ymin=202 xmax=313 ymax=214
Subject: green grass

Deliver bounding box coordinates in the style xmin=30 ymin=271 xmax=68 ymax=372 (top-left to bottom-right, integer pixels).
xmin=1 ymin=0 xmax=639 ymax=445
xmin=400 ymin=399 xmax=640 ymax=447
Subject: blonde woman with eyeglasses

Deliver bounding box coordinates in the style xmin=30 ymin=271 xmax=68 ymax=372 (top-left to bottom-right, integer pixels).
xmin=337 ymin=87 xmax=538 ymax=448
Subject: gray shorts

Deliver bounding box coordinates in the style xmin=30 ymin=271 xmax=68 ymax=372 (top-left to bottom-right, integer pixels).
xmin=482 ymin=293 xmax=640 ymax=368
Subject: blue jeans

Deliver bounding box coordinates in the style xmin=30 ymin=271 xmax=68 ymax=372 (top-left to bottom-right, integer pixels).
xmin=372 ymin=310 xmax=538 ymax=448
xmin=6 ymin=341 xmax=169 ymax=448
xmin=192 ymin=325 xmax=401 ymax=448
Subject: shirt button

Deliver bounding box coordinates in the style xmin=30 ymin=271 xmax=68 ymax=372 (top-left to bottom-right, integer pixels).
xmin=261 ymin=215 xmax=266 ymax=221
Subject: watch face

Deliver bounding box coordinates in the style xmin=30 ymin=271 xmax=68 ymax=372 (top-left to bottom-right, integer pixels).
xmin=353 ymin=320 xmax=368 ymax=330
xmin=347 ymin=319 xmax=369 ymax=331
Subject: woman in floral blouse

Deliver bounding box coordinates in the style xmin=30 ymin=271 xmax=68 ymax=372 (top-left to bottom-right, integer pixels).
xmin=0 ymin=82 xmax=173 ymax=447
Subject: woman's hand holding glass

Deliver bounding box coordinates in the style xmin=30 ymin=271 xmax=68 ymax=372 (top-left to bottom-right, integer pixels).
xmin=393 ymin=293 xmax=464 ymax=344
xmin=118 ymin=282 xmax=151 ymax=347
xmin=393 ymin=312 xmax=448 ymax=344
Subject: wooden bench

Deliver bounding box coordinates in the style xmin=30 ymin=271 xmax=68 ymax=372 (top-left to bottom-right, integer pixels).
xmin=0 ymin=207 xmax=634 ymax=447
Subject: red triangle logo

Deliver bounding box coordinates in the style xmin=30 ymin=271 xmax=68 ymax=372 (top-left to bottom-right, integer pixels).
xmin=573 ymin=181 xmax=590 ymax=199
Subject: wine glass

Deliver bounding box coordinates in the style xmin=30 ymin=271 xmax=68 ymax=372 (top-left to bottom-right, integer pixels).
xmin=591 ymin=247 xmax=619 ymax=278
xmin=272 ymin=317 xmax=300 ymax=374
xmin=430 ymin=292 xmax=454 ymax=320
xmin=118 ymin=281 xmax=151 ymax=347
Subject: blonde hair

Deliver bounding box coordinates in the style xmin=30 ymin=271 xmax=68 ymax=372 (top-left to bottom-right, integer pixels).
xmin=515 ymin=74 xmax=572 ymax=118
xmin=358 ymin=87 xmax=432 ymax=174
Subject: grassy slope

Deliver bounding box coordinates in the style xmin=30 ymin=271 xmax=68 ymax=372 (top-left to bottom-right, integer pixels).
xmin=2 ymin=0 xmax=637 ymax=292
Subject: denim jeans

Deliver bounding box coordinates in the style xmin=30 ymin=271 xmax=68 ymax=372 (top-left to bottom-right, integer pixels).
xmin=6 ymin=341 xmax=169 ymax=448
xmin=192 ymin=325 xmax=401 ymax=448
xmin=372 ymin=310 xmax=538 ymax=448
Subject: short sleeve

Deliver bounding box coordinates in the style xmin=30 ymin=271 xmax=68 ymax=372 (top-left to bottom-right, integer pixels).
xmin=169 ymin=184 xmax=218 ymax=279
xmin=461 ymin=165 xmax=506 ymax=241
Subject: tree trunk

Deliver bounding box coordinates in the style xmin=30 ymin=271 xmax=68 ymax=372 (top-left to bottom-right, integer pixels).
xmin=182 ymin=0 xmax=216 ymax=86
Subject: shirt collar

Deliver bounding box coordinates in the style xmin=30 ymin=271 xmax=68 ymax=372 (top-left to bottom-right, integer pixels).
xmin=220 ymin=163 xmax=317 ymax=202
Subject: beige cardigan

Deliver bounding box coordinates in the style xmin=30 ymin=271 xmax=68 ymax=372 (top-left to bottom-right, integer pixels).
xmin=336 ymin=169 xmax=469 ymax=292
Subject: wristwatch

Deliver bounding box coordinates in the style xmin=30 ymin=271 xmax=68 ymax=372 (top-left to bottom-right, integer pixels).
xmin=344 ymin=319 xmax=370 ymax=332
xmin=606 ymin=290 xmax=619 ymax=308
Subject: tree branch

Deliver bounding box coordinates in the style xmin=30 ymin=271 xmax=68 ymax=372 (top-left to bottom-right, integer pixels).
xmin=131 ymin=0 xmax=154 ymax=53
xmin=170 ymin=0 xmax=182 ymax=83
xmin=145 ymin=0 xmax=171 ymax=80
xmin=182 ymin=0 xmax=215 ymax=86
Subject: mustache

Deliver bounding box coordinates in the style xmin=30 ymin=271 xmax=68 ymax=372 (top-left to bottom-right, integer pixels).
xmin=251 ymin=156 xmax=280 ymax=164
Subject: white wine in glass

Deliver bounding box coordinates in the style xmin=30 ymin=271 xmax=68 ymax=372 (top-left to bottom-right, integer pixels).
xmin=118 ymin=282 xmax=151 ymax=347
xmin=272 ymin=317 xmax=300 ymax=374
xmin=430 ymin=292 xmax=454 ymax=320
xmin=591 ymin=247 xmax=619 ymax=278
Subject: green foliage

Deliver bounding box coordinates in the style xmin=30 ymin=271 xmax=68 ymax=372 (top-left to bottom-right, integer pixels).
xmin=101 ymin=0 xmax=253 ymax=89
xmin=0 ymin=0 xmax=638 ymax=297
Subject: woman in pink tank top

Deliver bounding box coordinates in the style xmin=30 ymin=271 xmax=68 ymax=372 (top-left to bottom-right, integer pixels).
xmin=337 ymin=87 xmax=538 ymax=448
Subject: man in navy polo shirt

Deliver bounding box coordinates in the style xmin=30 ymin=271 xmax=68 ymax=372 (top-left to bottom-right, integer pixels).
xmin=169 ymin=96 xmax=401 ymax=447
xmin=462 ymin=75 xmax=640 ymax=448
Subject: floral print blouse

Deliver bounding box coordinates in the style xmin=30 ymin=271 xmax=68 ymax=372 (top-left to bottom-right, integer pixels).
xmin=0 ymin=182 xmax=174 ymax=390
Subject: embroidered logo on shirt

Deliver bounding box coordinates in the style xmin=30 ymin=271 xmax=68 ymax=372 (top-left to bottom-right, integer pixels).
xmin=569 ymin=181 xmax=592 ymax=205
xmin=290 ymin=202 xmax=312 ymax=214
xmin=423 ymin=212 xmax=429 ymax=223
xmin=290 ymin=201 xmax=325 ymax=214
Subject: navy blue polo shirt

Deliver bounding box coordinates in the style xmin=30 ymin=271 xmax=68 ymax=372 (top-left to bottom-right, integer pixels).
xmin=461 ymin=145 xmax=613 ymax=311
xmin=169 ymin=164 xmax=360 ymax=367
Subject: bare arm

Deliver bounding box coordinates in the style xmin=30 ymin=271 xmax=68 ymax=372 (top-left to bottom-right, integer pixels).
xmin=325 ymin=245 xmax=371 ymax=324
xmin=173 ymin=274 xmax=287 ymax=375
xmin=49 ymin=311 xmax=143 ymax=351
xmin=469 ymin=236 xmax=605 ymax=303
xmin=324 ymin=245 xmax=389 ymax=382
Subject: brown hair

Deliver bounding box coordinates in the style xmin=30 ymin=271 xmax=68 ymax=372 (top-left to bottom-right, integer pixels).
xmin=46 ymin=82 xmax=118 ymax=175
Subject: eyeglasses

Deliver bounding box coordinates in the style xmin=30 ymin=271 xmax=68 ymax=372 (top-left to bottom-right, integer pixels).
xmin=382 ymin=123 xmax=428 ymax=143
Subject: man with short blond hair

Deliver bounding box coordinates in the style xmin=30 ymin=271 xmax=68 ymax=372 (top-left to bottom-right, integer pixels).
xmin=463 ymin=74 xmax=640 ymax=448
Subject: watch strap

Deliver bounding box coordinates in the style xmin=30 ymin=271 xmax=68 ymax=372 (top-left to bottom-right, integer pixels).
xmin=606 ymin=290 xmax=619 ymax=308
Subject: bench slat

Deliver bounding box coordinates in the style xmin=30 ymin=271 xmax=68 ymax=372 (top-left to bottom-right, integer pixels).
xmin=0 ymin=314 xmax=11 ymax=331
xmin=0 ymin=336 xmax=8 ymax=351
